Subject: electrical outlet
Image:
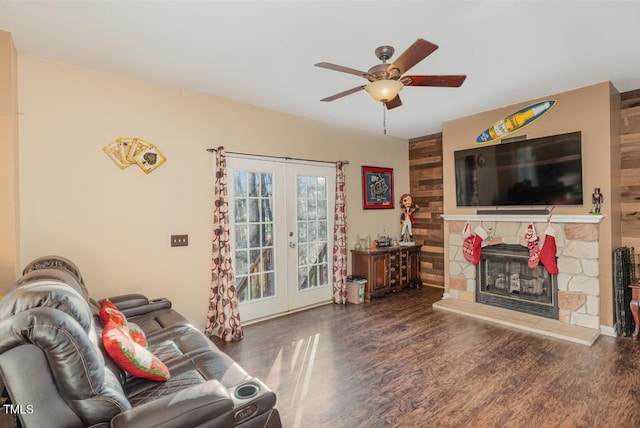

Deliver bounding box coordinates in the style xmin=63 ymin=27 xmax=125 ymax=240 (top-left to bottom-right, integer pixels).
xmin=171 ymin=234 xmax=188 ymax=247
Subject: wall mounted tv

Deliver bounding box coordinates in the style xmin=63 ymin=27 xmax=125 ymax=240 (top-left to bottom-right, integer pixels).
xmin=454 ymin=131 xmax=583 ymax=207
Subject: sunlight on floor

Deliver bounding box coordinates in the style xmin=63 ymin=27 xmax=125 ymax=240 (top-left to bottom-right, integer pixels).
xmin=288 ymin=333 xmax=320 ymax=427
xmin=264 ymin=348 xmax=283 ymax=392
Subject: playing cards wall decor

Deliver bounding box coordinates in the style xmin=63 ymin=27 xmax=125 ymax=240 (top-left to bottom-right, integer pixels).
xmin=103 ymin=138 xmax=166 ymax=174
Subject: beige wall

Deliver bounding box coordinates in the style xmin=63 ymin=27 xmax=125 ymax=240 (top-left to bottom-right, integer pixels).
xmin=0 ymin=31 xmax=19 ymax=289
xmin=14 ymin=55 xmax=409 ymax=328
xmin=442 ymin=82 xmax=621 ymax=328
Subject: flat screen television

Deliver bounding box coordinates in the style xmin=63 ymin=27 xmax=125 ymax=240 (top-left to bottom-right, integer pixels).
xmin=454 ymin=131 xmax=583 ymax=207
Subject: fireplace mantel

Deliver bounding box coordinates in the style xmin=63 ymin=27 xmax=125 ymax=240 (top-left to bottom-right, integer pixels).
xmin=442 ymin=214 xmax=605 ymax=224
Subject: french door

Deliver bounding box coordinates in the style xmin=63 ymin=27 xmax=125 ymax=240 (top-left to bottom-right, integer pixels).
xmin=226 ymin=155 xmax=335 ymax=322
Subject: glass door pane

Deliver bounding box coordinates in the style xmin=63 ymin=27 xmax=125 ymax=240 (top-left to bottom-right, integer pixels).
xmin=296 ymin=175 xmax=329 ymax=291
xmin=233 ymin=170 xmax=275 ymax=303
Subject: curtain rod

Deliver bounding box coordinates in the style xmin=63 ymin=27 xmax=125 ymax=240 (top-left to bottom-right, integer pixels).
xmin=206 ymin=148 xmax=349 ymax=165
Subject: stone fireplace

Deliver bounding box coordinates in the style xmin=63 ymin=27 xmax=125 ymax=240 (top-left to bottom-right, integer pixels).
xmin=442 ymin=214 xmax=604 ymax=330
xmin=477 ymin=243 xmax=558 ymax=320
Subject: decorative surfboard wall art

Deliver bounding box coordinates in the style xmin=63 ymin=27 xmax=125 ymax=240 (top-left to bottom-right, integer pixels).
xmin=103 ymin=137 xmax=167 ymax=174
xmin=476 ymin=100 xmax=556 ymax=144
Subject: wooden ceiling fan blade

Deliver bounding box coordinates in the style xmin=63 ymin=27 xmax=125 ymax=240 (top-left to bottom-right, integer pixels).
xmin=391 ymin=38 xmax=439 ymax=75
xmin=403 ymin=75 xmax=467 ymax=87
xmin=385 ymin=95 xmax=402 ymax=110
xmin=320 ymin=85 xmax=366 ymax=102
xmin=315 ymin=62 xmax=369 ymax=78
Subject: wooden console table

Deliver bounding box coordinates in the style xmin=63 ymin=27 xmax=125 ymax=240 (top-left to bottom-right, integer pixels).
xmin=351 ymin=245 xmax=421 ymax=303
xmin=630 ymin=283 xmax=640 ymax=340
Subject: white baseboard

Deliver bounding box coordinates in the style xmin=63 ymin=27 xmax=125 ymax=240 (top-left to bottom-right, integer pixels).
xmin=599 ymin=324 xmax=617 ymax=337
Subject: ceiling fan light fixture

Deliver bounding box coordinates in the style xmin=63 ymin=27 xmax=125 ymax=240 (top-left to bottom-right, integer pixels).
xmin=365 ymin=79 xmax=403 ymax=102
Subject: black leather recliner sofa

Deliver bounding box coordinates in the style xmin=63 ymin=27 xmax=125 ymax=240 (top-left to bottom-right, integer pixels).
xmin=0 ymin=256 xmax=281 ymax=428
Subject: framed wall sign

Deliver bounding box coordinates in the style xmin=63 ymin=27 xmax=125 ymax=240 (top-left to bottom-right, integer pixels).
xmin=362 ymin=166 xmax=394 ymax=209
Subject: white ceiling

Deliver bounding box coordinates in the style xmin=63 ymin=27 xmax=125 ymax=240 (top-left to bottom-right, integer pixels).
xmin=1 ymin=1 xmax=639 ymax=140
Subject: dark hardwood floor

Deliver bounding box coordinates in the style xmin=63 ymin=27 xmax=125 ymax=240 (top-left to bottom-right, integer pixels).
xmin=214 ymin=287 xmax=640 ymax=428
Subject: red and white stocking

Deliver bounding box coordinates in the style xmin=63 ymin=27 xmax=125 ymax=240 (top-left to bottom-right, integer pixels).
xmin=462 ymin=225 xmax=488 ymax=265
xmin=472 ymin=226 xmax=488 ymax=265
xmin=463 ymin=232 xmax=475 ymax=264
xmin=462 ymin=221 xmax=474 ymax=263
xmin=539 ymin=225 xmax=559 ymax=274
xmin=525 ymin=222 xmax=540 ymax=269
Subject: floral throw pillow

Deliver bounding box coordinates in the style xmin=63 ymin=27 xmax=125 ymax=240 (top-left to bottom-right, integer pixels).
xmin=99 ymin=300 xmax=147 ymax=347
xmin=102 ymin=319 xmax=170 ymax=382
xmin=127 ymin=322 xmax=148 ymax=348
xmin=100 ymin=299 xmax=128 ymax=329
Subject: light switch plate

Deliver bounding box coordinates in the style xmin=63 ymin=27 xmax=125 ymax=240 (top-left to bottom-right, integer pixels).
xmin=171 ymin=234 xmax=188 ymax=247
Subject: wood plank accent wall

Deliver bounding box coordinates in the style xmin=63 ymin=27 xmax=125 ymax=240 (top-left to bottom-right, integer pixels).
xmin=621 ymin=89 xmax=640 ymax=259
xmin=408 ymin=133 xmax=444 ymax=288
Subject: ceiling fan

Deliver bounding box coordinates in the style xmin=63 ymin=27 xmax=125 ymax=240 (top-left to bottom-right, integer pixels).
xmin=315 ymin=38 xmax=466 ymax=110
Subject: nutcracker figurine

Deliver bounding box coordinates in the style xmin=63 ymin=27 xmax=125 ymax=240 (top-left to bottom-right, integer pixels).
xmin=591 ymin=188 xmax=603 ymax=215
xmin=399 ymin=193 xmax=419 ymax=243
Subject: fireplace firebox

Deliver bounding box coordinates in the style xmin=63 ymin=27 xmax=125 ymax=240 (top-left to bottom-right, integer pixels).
xmin=477 ymin=244 xmax=558 ymax=319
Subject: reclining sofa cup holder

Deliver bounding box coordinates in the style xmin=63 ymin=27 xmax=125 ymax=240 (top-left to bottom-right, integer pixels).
xmin=234 ymin=382 xmax=260 ymax=400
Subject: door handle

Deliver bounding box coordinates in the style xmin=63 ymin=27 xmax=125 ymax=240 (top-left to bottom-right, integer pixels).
xmin=289 ymin=242 xmax=296 ymax=248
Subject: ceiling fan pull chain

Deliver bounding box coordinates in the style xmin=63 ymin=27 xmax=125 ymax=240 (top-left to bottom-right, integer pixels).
xmin=382 ymin=102 xmax=387 ymax=135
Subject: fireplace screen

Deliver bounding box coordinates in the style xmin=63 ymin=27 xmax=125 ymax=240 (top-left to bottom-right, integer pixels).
xmin=477 ymin=244 xmax=558 ymax=319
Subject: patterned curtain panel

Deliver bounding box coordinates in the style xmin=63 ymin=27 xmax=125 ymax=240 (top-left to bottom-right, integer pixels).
xmin=332 ymin=161 xmax=348 ymax=304
xmin=205 ymin=146 xmax=244 ymax=342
